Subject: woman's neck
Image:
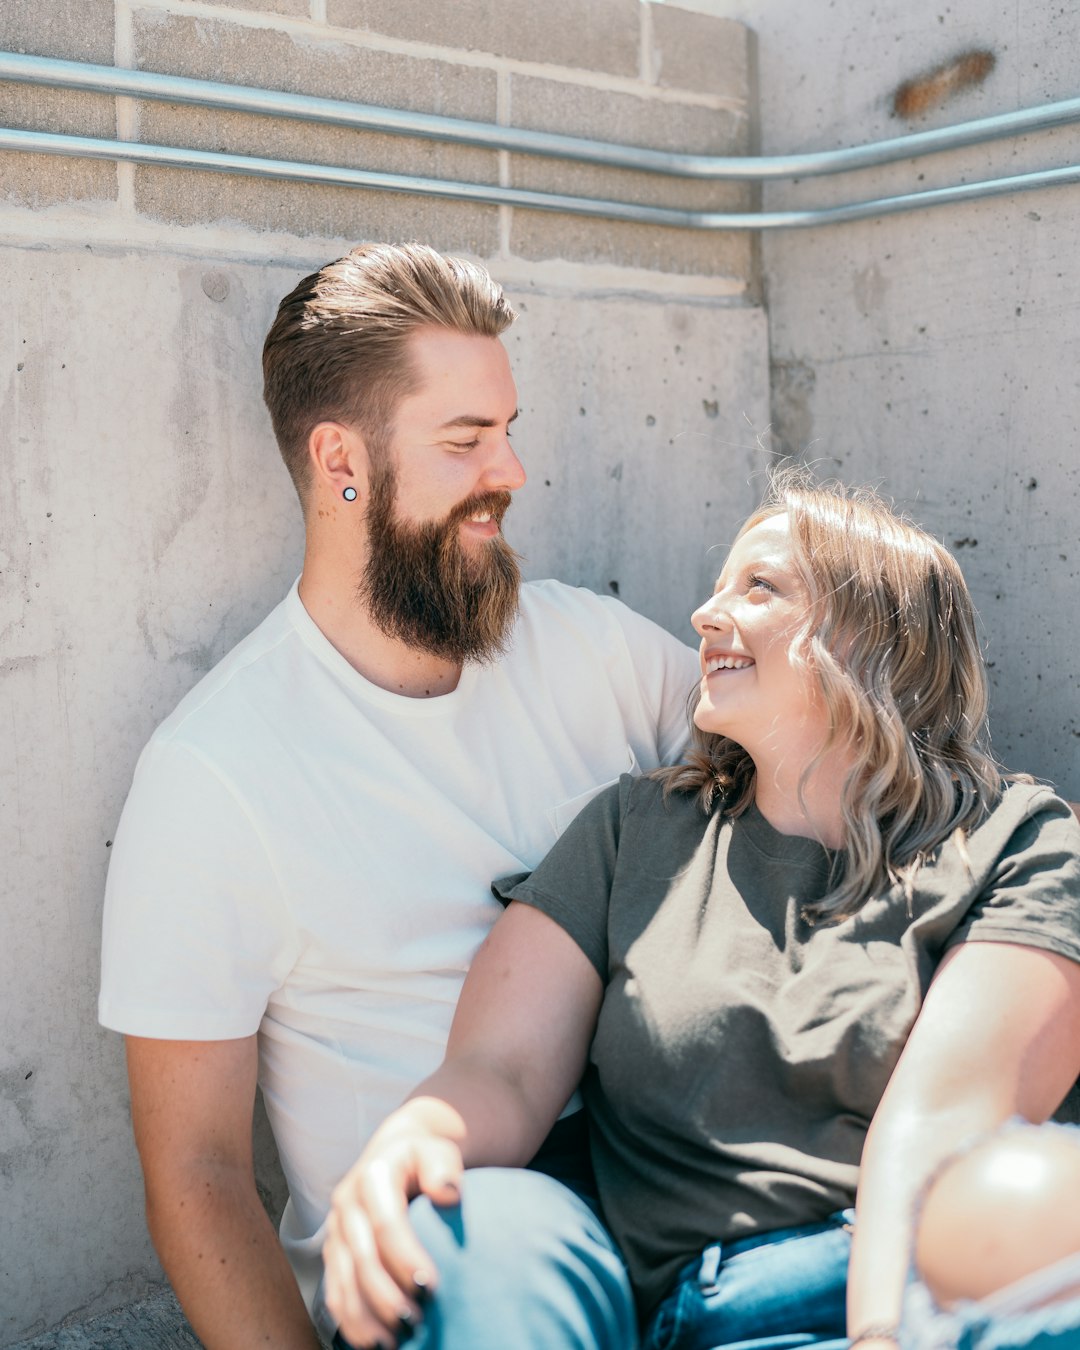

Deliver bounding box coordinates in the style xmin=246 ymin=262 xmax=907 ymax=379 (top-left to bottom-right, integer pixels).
xmin=750 ymin=743 xmax=853 ymax=850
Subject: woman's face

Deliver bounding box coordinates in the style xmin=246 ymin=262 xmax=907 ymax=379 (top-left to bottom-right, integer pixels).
xmin=691 ymin=513 xmax=828 ymax=759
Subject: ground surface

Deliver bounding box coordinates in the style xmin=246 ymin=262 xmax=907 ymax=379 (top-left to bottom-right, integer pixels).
xmin=9 ymin=1291 xmax=200 ymax=1350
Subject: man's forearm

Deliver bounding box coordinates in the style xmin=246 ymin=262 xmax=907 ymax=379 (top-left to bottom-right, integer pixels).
xmin=146 ymin=1161 xmax=320 ymax=1350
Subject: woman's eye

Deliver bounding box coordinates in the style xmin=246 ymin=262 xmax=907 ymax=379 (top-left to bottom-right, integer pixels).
xmin=748 ymin=574 xmax=776 ymax=594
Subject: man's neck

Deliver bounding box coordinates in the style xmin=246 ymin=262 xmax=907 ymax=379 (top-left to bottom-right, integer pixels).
xmin=298 ymin=556 xmax=463 ymax=699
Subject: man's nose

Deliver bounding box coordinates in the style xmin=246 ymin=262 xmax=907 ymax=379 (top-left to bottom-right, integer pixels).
xmin=482 ymin=436 xmax=527 ymax=492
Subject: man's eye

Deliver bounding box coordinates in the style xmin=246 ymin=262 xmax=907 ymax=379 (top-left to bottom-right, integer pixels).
xmin=448 ymin=439 xmax=480 ymax=452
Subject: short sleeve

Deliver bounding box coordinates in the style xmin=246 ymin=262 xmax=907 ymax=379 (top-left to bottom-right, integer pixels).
xmin=99 ymin=738 xmax=301 ymax=1039
xmin=599 ymin=596 xmax=700 ymax=766
xmin=493 ymin=778 xmax=628 ymax=980
xmin=946 ymin=792 xmax=1080 ymax=966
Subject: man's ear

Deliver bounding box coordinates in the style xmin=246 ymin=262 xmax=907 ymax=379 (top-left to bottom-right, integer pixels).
xmin=307 ymin=421 xmax=369 ymax=501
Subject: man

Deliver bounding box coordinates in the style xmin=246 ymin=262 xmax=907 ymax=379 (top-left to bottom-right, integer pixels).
xmin=99 ymin=243 xmax=698 ymax=1348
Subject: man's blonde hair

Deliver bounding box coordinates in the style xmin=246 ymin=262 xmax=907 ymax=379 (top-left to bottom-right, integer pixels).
xmin=662 ymin=468 xmax=1007 ymax=922
xmin=262 ymin=242 xmax=516 ymax=498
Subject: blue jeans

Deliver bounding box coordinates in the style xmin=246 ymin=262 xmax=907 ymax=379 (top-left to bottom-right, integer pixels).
xmin=335 ymin=1166 xmax=637 ymax=1349
xmin=641 ymin=1212 xmax=853 ymax=1350
xmin=901 ymin=1252 xmax=1080 ymax=1350
xmin=334 ymin=1178 xmax=852 ymax=1349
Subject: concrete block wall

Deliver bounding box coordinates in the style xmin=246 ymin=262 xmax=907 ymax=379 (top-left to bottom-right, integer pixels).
xmin=0 ymin=1 xmax=766 ymax=1342
xmin=2 ymin=0 xmax=756 ymax=273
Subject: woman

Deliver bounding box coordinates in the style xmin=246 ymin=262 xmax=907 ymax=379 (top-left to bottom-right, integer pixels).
xmin=323 ymin=474 xmax=1080 ymax=1350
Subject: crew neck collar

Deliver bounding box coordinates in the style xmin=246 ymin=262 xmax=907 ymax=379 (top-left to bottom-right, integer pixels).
xmin=738 ymin=798 xmax=838 ymax=865
xmin=284 ymin=579 xmax=481 ymax=715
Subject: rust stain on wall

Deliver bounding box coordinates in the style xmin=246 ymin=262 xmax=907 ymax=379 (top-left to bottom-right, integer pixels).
xmin=893 ymin=50 xmax=996 ymax=119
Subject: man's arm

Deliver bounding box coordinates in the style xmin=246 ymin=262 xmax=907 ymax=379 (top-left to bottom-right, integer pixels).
xmin=127 ymin=1035 xmax=320 ymax=1350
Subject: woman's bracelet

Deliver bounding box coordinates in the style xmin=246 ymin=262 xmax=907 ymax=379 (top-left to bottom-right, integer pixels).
xmin=848 ymin=1325 xmax=900 ymax=1347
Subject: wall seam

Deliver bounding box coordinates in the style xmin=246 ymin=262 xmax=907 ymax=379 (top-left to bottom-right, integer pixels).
xmin=496 ymin=66 xmax=512 ymax=259
xmin=639 ymin=1 xmax=656 ymax=85
xmin=114 ymin=0 xmax=137 ymax=215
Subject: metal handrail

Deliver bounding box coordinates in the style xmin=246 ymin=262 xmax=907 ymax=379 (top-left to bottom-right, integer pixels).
xmin=4 ymin=50 xmax=1080 ymax=182
xmin=6 ymin=125 xmax=1079 ymax=230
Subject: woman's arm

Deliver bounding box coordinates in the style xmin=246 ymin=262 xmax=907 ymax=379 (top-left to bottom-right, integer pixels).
xmin=847 ymin=940 xmax=1080 ymax=1346
xmin=323 ymin=902 xmax=603 ymax=1347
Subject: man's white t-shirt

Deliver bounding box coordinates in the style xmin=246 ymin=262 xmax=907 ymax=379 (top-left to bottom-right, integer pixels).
xmin=99 ymin=578 xmax=699 ymax=1321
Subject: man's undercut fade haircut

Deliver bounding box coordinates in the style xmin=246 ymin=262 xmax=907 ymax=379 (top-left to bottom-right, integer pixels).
xmin=262 ymin=242 xmax=517 ymax=499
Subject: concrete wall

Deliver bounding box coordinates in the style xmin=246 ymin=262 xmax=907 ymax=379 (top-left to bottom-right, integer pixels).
xmin=0 ymin=1 xmax=765 ymax=1341
xmin=695 ymin=0 xmax=1080 ymax=798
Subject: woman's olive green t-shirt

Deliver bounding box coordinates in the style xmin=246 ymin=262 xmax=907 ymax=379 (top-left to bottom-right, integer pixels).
xmin=494 ymin=777 xmax=1080 ymax=1316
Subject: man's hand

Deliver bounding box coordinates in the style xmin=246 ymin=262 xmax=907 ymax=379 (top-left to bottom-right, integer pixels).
xmin=127 ymin=1035 xmax=319 ymax=1350
xmin=323 ymin=1101 xmax=466 ymax=1349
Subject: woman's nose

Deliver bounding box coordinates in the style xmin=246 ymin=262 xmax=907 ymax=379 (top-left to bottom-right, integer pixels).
xmin=691 ymin=595 xmax=728 ymax=637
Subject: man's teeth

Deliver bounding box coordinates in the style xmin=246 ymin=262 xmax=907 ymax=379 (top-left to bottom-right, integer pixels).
xmin=470 ymin=511 xmax=493 ymax=523
xmin=705 ymin=655 xmax=753 ymax=673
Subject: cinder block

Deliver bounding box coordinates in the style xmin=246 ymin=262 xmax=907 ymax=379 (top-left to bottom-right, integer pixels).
xmin=133 ymin=165 xmax=501 ymax=255
xmin=2 ymin=0 xmax=115 ymax=63
xmin=508 ymin=72 xmax=751 ymax=212
xmin=132 ymin=12 xmax=497 ymax=121
xmin=0 ymin=83 xmax=115 ymax=137
xmin=648 ymin=6 xmax=752 ymax=100
xmin=325 ymin=0 xmax=641 ymax=78
xmin=511 ymin=74 xmax=750 ymax=156
xmin=0 ymin=84 xmax=117 ymax=207
xmin=0 ymin=151 xmax=117 ymax=208
xmin=509 ymin=152 xmax=751 ymax=223
xmin=195 ymin=0 xmax=311 ymax=15
xmin=509 ymin=208 xmax=754 ymax=281
xmin=137 ymin=101 xmax=499 ymax=188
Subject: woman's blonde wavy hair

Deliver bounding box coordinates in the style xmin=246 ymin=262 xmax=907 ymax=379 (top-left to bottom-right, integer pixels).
xmin=661 ymin=469 xmax=1011 ymax=924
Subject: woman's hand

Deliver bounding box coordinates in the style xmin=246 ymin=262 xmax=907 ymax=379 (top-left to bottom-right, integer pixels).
xmin=322 ymin=904 xmax=603 ymax=1345
xmin=323 ymin=1102 xmax=466 ymax=1349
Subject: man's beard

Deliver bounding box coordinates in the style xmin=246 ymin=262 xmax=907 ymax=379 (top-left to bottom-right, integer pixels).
xmin=358 ymin=461 xmax=522 ymax=665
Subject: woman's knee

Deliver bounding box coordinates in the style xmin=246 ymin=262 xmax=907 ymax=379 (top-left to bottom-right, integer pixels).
xmin=406 ymin=1168 xmax=637 ymax=1347
xmin=408 ymin=1166 xmax=614 ymax=1271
